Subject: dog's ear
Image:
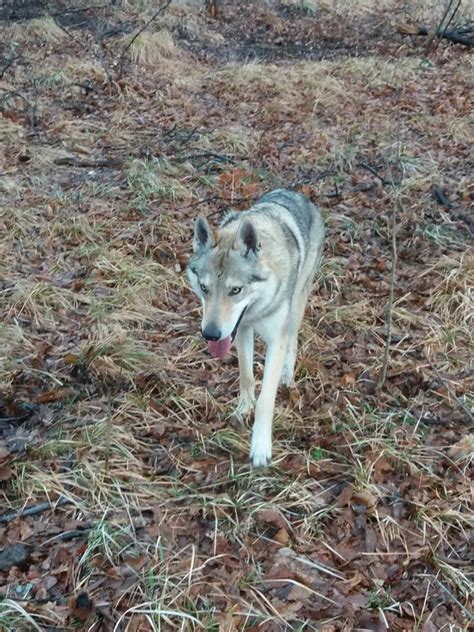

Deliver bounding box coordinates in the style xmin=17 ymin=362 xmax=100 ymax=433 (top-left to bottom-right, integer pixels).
xmin=238 ymin=220 xmax=259 ymax=257
xmin=193 ymin=215 xmax=214 ymax=252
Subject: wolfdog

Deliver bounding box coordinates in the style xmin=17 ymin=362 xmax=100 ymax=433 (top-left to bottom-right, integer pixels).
xmin=187 ymin=189 xmax=325 ymax=466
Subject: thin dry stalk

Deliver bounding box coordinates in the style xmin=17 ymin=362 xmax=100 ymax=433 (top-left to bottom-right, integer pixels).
xmin=117 ymin=0 xmax=173 ymax=80
xmin=379 ymin=189 xmax=400 ymax=388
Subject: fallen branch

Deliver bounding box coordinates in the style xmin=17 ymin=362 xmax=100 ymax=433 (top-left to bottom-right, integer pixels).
xmin=397 ymin=21 xmax=474 ymax=47
xmin=54 ymin=156 xmax=124 ymax=168
xmin=0 ymin=497 xmax=73 ymax=524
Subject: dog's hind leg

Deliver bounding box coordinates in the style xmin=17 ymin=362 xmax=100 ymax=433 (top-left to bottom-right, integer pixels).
xmin=281 ymin=289 xmax=309 ymax=386
xmin=234 ymin=325 xmax=255 ymax=418
xmin=250 ymin=331 xmax=288 ymax=467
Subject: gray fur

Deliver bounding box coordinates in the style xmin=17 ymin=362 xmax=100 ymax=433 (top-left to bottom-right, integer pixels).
xmin=187 ymin=188 xmax=325 ymax=467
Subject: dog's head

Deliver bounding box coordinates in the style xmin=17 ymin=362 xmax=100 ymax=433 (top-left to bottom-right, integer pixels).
xmin=187 ymin=214 xmax=268 ymax=358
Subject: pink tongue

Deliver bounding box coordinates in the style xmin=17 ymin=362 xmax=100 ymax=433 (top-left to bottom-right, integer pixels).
xmin=208 ymin=335 xmax=233 ymax=359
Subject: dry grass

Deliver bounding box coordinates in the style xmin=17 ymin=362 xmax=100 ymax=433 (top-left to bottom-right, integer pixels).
xmin=4 ymin=17 xmax=68 ymax=44
xmin=129 ymin=30 xmax=178 ymax=65
xmin=0 ymin=0 xmax=472 ymax=629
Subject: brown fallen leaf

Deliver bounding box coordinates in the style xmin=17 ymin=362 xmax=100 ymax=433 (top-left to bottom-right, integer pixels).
xmin=352 ymin=489 xmax=377 ymax=511
xmin=448 ymin=434 xmax=473 ymax=460
xmin=336 ymin=484 xmax=353 ymax=507
xmin=365 ymin=526 xmax=377 ymax=553
xmin=63 ymin=353 xmax=79 ymax=365
xmin=0 ymin=466 xmax=13 ymax=481
xmin=35 ymin=389 xmax=69 ymax=404
xmin=273 ymin=527 xmax=290 ymax=545
xmin=257 ymin=509 xmax=290 ymax=532
xmin=19 ymin=520 xmax=34 ymax=541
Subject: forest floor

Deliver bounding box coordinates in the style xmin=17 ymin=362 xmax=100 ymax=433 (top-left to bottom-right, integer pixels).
xmin=0 ymin=0 xmax=473 ymax=630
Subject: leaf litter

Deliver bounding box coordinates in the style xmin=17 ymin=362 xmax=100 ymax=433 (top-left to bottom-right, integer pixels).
xmin=0 ymin=0 xmax=473 ymax=630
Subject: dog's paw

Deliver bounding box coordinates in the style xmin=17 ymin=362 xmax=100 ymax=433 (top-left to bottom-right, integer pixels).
xmin=233 ymin=393 xmax=255 ymax=420
xmin=249 ymin=425 xmax=272 ymax=467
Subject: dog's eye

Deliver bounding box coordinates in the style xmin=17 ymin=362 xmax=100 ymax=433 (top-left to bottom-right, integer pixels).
xmin=199 ymin=283 xmax=208 ymax=294
xmin=230 ymin=287 xmax=242 ymax=296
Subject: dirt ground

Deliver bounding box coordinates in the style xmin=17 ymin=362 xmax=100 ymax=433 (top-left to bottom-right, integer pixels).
xmin=0 ymin=0 xmax=473 ymax=630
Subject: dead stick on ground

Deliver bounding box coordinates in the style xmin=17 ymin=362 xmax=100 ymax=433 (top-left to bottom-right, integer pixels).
xmin=397 ymin=22 xmax=474 ymax=47
xmin=0 ymin=497 xmax=73 ymax=524
xmin=359 ymin=162 xmax=399 ymax=186
xmin=431 ymin=184 xmax=453 ymax=210
xmin=54 ymin=157 xmax=124 ymax=168
xmin=379 ymin=138 xmax=402 ymax=389
xmin=431 ymin=575 xmax=474 ymax=622
xmin=117 ymin=0 xmax=172 ymax=80
xmin=379 ymin=195 xmax=399 ymax=389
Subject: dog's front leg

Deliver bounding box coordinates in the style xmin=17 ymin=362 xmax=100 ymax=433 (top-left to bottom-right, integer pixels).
xmin=250 ymin=332 xmax=288 ymax=467
xmin=234 ymin=325 xmax=255 ymax=418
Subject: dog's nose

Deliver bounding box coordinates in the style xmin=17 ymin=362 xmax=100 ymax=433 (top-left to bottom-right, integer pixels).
xmin=202 ymin=324 xmax=221 ymax=341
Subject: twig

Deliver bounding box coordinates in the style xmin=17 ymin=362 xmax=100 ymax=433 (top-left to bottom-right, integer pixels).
xmin=43 ymin=528 xmax=92 ymax=544
xmin=436 ymin=0 xmax=462 ymax=51
xmin=0 ymin=53 xmax=20 ymax=80
xmin=424 ymin=354 xmax=473 ymax=424
xmin=174 ymin=195 xmax=222 ymax=211
xmin=431 ymin=185 xmax=454 ymax=210
xmin=117 ymin=0 xmax=172 ymax=80
xmin=430 ymin=574 xmax=474 ymax=621
xmin=0 ymin=497 xmax=73 ymax=524
xmin=52 ymin=4 xmax=109 ymax=16
xmin=0 ymin=90 xmax=36 ymax=130
xmin=437 ymin=0 xmax=457 ymax=35
xmin=50 ymin=14 xmax=86 ymax=48
xmin=174 ymin=151 xmax=242 ymax=164
xmin=290 ymin=169 xmax=336 ymax=187
xmin=0 ymin=412 xmax=32 ymax=423
xmin=359 ymin=162 xmax=399 ymax=186
xmin=96 ymin=40 xmax=116 ymax=88
xmin=379 ymin=147 xmax=401 ymax=389
xmin=324 ymin=182 xmax=375 ymax=198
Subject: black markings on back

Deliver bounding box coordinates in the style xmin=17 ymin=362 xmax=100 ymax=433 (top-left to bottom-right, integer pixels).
xmin=279 ymin=222 xmax=301 ymax=273
xmin=258 ymin=189 xmax=313 ymax=249
xmin=220 ymin=211 xmax=240 ymax=228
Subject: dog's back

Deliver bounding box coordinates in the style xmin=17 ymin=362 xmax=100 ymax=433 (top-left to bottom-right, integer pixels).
xmin=249 ymin=188 xmax=324 ymax=297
